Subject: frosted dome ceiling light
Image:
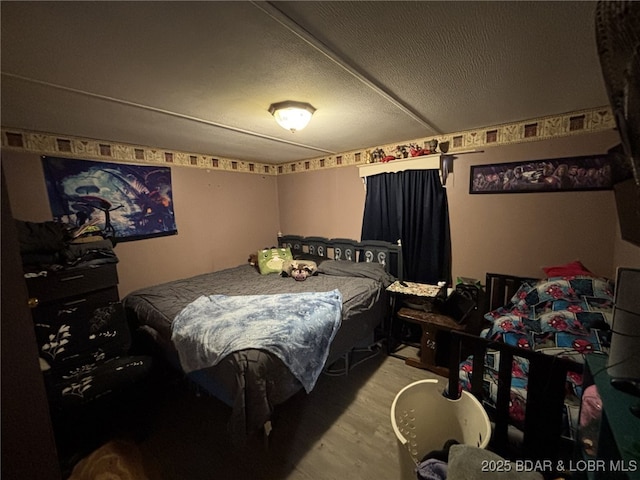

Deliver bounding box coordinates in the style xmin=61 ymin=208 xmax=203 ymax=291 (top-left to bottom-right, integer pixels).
xmin=268 ymin=101 xmax=316 ymax=133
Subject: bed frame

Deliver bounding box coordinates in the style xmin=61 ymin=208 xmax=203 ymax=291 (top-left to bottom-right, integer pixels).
xmin=278 ymin=234 xmax=404 ymax=374
xmin=447 ymin=273 xmax=583 ymax=474
xmin=278 ymin=234 xmax=403 ymax=279
xmin=125 ymin=233 xmax=404 ymax=445
xmin=482 ymin=272 xmax=538 ymax=314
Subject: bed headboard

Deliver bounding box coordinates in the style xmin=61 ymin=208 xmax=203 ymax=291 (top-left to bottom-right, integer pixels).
xmin=278 ymin=234 xmax=403 ymax=278
xmin=484 ymin=272 xmax=539 ymax=313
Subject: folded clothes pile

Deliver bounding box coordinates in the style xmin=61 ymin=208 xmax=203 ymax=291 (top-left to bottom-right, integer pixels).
xmin=16 ymin=219 xmax=118 ymax=272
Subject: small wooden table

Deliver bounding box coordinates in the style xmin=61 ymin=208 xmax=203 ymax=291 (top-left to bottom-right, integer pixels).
xmin=396 ymin=307 xmax=466 ymax=377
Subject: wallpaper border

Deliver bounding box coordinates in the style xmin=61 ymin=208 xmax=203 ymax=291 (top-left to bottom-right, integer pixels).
xmin=2 ymin=106 xmax=615 ymax=176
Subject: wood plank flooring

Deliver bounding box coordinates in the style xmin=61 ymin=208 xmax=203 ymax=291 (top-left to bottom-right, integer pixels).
xmin=136 ymin=350 xmax=444 ymax=480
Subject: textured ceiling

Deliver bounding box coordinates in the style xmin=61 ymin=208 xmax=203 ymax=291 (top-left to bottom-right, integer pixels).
xmin=1 ymin=1 xmax=610 ymax=164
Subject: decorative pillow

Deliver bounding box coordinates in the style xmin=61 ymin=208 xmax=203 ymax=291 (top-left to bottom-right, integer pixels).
xmin=257 ymin=247 xmax=293 ymax=275
xmin=542 ymin=260 xmax=594 ymax=278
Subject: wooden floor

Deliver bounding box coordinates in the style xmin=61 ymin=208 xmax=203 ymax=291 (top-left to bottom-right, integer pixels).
xmin=133 ymin=350 xmax=444 ymax=480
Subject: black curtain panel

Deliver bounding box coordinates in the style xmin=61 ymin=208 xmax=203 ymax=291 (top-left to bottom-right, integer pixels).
xmin=361 ymin=170 xmax=451 ymax=285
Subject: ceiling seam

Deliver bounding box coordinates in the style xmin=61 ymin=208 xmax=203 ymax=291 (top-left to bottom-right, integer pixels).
xmin=0 ymin=71 xmax=337 ymax=156
xmin=253 ymin=1 xmax=443 ymax=135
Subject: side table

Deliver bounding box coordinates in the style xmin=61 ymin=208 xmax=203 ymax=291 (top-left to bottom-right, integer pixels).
xmin=396 ymin=307 xmax=466 ymax=377
xmin=386 ymin=280 xmax=444 ymax=355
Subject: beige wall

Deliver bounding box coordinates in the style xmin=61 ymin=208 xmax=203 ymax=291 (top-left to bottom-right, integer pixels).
xmin=446 ymin=130 xmax=622 ymax=281
xmin=3 ymin=128 xmax=640 ymax=297
xmin=277 ymin=165 xmax=366 ymax=240
xmin=277 ymin=129 xmax=640 ymax=283
xmin=2 ymin=152 xmax=280 ymax=296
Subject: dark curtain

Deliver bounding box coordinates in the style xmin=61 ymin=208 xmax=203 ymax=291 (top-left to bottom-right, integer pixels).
xmin=361 ymin=169 xmax=451 ymax=284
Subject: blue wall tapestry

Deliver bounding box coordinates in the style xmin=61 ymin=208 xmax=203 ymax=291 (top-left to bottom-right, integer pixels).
xmin=42 ymin=156 xmax=177 ymax=242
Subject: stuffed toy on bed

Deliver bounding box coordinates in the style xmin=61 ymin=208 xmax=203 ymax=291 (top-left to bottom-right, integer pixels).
xmin=248 ymin=253 xmax=259 ymax=271
xmin=281 ymin=259 xmax=318 ymax=281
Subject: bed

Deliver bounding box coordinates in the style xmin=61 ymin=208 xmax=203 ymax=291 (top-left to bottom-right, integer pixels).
xmin=122 ymin=234 xmax=401 ymax=444
xmin=447 ymin=270 xmax=615 ymax=469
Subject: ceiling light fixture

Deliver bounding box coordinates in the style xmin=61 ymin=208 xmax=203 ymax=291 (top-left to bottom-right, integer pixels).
xmin=268 ymin=101 xmax=316 ymax=133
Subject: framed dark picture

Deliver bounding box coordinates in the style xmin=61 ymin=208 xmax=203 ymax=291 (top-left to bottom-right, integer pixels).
xmin=42 ymin=156 xmax=178 ymax=242
xmin=469 ymin=155 xmax=612 ymax=194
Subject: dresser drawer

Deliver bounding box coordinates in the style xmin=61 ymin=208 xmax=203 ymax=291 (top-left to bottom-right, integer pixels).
xmin=26 ymin=264 xmax=118 ymax=303
xmin=31 ymin=290 xmax=126 ymax=372
xmin=30 ymin=286 xmax=120 ymax=324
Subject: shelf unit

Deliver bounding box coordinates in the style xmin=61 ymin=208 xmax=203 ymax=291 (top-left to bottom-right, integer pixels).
xmin=358 ymin=149 xmax=482 ymax=178
xmin=358 ymin=153 xmax=442 ymax=177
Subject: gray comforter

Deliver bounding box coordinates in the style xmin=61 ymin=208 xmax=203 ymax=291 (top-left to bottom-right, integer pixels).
xmin=123 ymin=260 xmax=394 ymax=442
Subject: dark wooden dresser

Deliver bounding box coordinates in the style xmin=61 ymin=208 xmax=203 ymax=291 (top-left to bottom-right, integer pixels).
xmin=24 ymin=262 xmax=155 ymax=474
xmin=26 ymin=264 xmax=121 ymax=373
xmin=26 ymin=263 xmax=119 ymax=313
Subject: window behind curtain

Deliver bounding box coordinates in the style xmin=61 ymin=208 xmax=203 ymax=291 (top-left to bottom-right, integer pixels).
xmin=361 ymin=169 xmax=451 ymax=284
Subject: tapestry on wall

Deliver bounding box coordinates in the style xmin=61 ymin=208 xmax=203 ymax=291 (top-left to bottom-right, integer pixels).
xmin=42 ymin=156 xmax=177 ymax=242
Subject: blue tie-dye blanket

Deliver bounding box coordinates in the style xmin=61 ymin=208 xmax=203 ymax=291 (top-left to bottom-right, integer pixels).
xmin=171 ymin=289 xmax=343 ymax=393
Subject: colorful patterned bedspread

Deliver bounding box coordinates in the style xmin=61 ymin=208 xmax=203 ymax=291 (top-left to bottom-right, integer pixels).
xmin=459 ymin=275 xmax=614 ymax=439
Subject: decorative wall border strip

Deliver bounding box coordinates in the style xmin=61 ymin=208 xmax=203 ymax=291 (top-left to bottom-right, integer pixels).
xmin=1 ymin=106 xmax=615 ymax=176
xmin=1 ymin=131 xmax=279 ymax=176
